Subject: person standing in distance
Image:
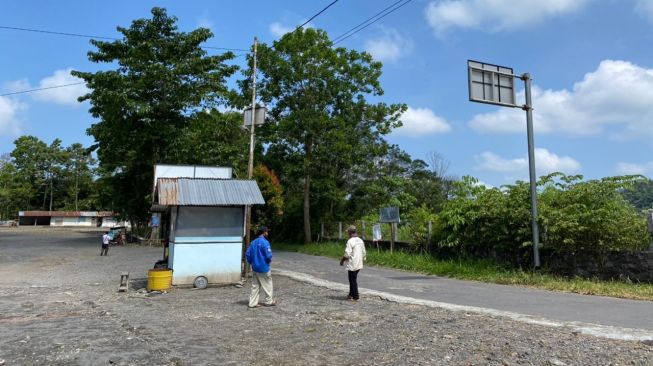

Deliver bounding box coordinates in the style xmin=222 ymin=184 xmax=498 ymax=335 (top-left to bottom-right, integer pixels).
xmin=246 ymin=226 xmax=276 ymax=308
xmin=340 ymin=225 xmax=366 ymax=301
xmin=100 ymin=231 xmax=110 ymax=256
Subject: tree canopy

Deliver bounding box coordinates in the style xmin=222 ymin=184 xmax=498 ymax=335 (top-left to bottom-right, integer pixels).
xmin=244 ymin=28 xmax=406 ymax=242
xmin=72 ymin=7 xmax=238 ymax=222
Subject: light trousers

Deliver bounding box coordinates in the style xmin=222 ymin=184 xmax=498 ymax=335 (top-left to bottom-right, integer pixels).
xmin=249 ymin=271 xmax=273 ymax=307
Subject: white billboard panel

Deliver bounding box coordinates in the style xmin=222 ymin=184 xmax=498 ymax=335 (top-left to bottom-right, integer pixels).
xmin=153 ymin=164 xmax=233 ymax=190
xmin=468 ymin=60 xmax=517 ymax=107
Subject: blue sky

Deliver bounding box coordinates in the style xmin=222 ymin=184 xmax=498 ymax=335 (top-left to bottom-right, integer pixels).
xmin=1 ymin=0 xmax=653 ymax=187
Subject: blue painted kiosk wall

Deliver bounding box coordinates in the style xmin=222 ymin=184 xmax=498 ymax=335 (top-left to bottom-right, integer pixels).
xmin=169 ymin=206 xmax=245 ymax=286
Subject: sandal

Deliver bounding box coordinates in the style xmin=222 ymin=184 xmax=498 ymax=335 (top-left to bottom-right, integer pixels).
xmin=263 ymin=300 xmax=277 ymax=307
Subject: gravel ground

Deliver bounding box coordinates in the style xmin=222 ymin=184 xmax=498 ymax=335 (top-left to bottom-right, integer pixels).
xmin=1 ymin=228 xmax=652 ymax=365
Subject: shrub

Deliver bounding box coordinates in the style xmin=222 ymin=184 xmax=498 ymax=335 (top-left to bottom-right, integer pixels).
xmin=436 ymin=174 xmax=649 ymax=261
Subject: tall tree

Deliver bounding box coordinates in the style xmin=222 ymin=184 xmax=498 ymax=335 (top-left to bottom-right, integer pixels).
xmin=72 ymin=7 xmax=238 ymax=222
xmin=61 ymin=143 xmax=98 ymax=211
xmin=245 ymin=29 xmax=405 ymax=242
xmin=169 ymin=110 xmax=249 ymax=176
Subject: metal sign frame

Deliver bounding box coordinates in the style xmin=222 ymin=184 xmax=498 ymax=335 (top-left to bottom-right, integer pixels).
xmin=379 ymin=207 xmax=400 ymax=223
xmin=468 ymin=60 xmax=517 ymax=108
xmin=243 ymin=106 xmax=267 ymax=127
xmin=466 ymin=59 xmax=542 ymax=268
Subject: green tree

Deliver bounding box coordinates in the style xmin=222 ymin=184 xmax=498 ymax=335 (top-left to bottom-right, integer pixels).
xmin=60 ymin=143 xmax=98 ymax=211
xmin=245 ymin=28 xmax=405 ymax=242
xmin=437 ymin=174 xmax=649 ymax=266
xmin=252 ymin=164 xmax=284 ymax=231
xmin=170 ymin=110 xmax=249 ymax=176
xmin=347 ymin=145 xmax=447 ymax=220
xmin=539 ymin=173 xmax=648 ymax=254
xmin=10 ymin=136 xmax=67 ymax=211
xmin=72 ymin=7 xmax=238 ymax=222
xmin=621 ymin=178 xmax=653 ymax=210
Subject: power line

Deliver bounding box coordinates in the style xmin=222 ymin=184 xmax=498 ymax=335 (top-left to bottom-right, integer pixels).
xmin=0 ymin=25 xmax=249 ymax=52
xmin=0 ymin=25 xmax=117 ymax=40
xmin=295 ymin=0 xmax=339 ymax=31
xmin=268 ymin=0 xmax=340 ymax=51
xmin=0 ymin=82 xmax=86 ymax=97
xmin=332 ymin=0 xmax=413 ymax=45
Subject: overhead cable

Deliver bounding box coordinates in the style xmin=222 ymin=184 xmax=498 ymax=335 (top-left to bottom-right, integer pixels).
xmin=332 ymin=0 xmax=413 ymax=45
xmin=0 ymin=25 xmax=249 ymax=52
xmin=0 ymin=82 xmax=86 ymax=97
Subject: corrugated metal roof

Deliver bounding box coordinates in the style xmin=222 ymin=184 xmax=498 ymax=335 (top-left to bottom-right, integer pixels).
xmin=156 ymin=178 xmax=265 ymax=206
xmin=19 ymin=211 xmax=116 ymax=217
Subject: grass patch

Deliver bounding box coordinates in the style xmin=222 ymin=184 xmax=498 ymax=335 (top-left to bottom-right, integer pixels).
xmin=274 ymin=241 xmax=653 ymax=301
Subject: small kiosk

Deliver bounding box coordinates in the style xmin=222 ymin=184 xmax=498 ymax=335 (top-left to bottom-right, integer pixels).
xmin=152 ymin=165 xmax=264 ymax=287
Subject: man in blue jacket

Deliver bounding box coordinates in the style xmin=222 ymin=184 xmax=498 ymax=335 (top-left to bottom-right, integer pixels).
xmin=246 ymin=226 xmax=276 ymax=308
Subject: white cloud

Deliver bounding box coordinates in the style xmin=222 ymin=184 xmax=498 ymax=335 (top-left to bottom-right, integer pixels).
xmin=469 ymin=60 xmax=653 ymax=138
xmin=475 ymin=148 xmax=581 ymax=177
xmin=616 ymin=162 xmax=648 ymax=175
xmin=33 ymin=69 xmax=88 ymax=106
xmin=269 ymin=22 xmax=294 ymax=38
xmin=364 ymin=28 xmax=413 ymax=63
xmin=635 ymin=0 xmax=653 ymax=22
xmin=395 ymin=107 xmax=451 ymax=137
xmin=0 ymin=96 xmax=25 ymax=137
xmin=7 ymin=69 xmax=88 ymax=107
xmin=197 ymin=16 xmax=214 ymax=31
xmin=425 ymin=0 xmax=587 ymax=36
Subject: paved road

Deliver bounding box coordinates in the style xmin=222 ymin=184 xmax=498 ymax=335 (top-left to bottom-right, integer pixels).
xmin=273 ymin=251 xmax=653 ymax=336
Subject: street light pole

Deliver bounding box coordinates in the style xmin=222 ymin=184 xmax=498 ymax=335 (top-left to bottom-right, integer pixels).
xmin=243 ymin=37 xmax=258 ymax=281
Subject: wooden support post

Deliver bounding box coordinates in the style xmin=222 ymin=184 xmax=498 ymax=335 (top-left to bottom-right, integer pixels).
xmin=390 ymin=223 xmax=395 ymax=254
xmin=427 ymin=220 xmax=432 ymax=254
xmin=338 ymin=222 xmax=342 ymax=240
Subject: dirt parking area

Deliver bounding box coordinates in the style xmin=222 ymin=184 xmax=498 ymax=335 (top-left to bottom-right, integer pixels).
xmin=1 ymin=228 xmax=652 ymax=365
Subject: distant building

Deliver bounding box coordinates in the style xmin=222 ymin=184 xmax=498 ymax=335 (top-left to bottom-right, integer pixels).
xmin=18 ymin=211 xmax=118 ymax=227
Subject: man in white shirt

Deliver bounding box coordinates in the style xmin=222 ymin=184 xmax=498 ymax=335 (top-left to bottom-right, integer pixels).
xmin=100 ymin=231 xmax=110 ymax=256
xmin=340 ymin=225 xmax=366 ymax=301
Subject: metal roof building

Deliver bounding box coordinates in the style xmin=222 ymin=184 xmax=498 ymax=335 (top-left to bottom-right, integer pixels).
xmin=18 ymin=211 xmax=118 ymax=227
xmin=156 ymin=178 xmax=264 ymax=206
xmin=152 ymin=168 xmax=265 ymax=287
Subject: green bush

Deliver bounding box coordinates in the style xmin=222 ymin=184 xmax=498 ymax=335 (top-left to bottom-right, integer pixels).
xmin=437 ymin=174 xmax=649 ymax=257
xmin=398 ymin=205 xmax=439 ymax=251
xmin=538 ymin=173 xmax=649 ymax=253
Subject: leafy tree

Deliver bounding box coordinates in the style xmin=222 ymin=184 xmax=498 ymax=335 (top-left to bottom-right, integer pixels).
xmin=252 ymin=164 xmax=284 ymax=231
xmin=242 ymin=28 xmax=405 ymax=242
xmin=347 ymin=145 xmax=447 ymax=219
xmin=10 ymin=136 xmax=67 ymax=211
xmin=538 ymin=173 xmax=648 ymax=254
xmin=1 ymin=137 xmax=100 ymax=216
xmin=437 ymin=174 xmax=649 ymax=266
xmin=60 ymin=143 xmax=98 ymax=211
xmin=170 ymin=110 xmax=249 ymax=176
xmin=621 ymin=178 xmax=653 ymax=210
xmin=72 ymin=7 xmax=238 ymax=222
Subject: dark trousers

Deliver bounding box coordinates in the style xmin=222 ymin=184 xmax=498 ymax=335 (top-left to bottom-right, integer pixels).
xmin=348 ymin=270 xmax=360 ymax=300
xmin=100 ymin=244 xmax=109 ymax=256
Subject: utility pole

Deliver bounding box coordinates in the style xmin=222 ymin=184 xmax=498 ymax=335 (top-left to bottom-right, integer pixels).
xmin=522 ymin=73 xmax=541 ymax=268
xmin=243 ymin=37 xmax=258 ymax=281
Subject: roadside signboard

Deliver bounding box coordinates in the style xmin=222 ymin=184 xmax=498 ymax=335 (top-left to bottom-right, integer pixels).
xmin=243 ymin=106 xmax=267 ymax=126
xmin=372 ymin=224 xmax=382 ymax=241
xmin=468 ymin=60 xmax=517 ymax=107
xmin=379 ymin=207 xmax=400 ymax=223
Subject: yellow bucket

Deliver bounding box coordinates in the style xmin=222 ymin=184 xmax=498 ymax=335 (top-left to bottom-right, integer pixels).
xmin=147 ymin=268 xmax=172 ymax=291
